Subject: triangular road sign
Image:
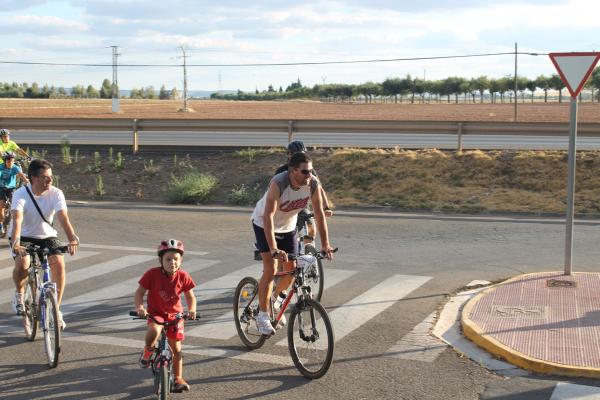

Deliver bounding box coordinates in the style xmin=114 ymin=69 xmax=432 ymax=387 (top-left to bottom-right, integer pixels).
xmin=549 ymin=52 xmax=600 ymax=98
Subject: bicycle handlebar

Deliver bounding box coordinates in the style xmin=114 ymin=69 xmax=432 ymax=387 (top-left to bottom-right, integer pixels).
xmin=25 ymin=244 xmax=69 ymax=256
xmin=128 ymin=311 xmax=200 ymax=324
xmin=288 ymin=247 xmax=338 ymax=260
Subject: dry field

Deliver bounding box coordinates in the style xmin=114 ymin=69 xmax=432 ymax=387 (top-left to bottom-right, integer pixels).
xmin=1 ymin=98 xmax=600 ymax=122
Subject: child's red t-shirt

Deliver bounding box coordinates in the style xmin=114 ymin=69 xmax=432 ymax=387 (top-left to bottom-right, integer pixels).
xmin=139 ymin=267 xmax=196 ymax=318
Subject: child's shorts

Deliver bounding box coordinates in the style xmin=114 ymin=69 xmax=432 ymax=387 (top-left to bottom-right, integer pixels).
xmin=149 ymin=316 xmax=185 ymax=341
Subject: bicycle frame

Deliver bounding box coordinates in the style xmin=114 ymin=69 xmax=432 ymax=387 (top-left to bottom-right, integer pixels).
xmin=27 ymin=249 xmax=57 ymax=332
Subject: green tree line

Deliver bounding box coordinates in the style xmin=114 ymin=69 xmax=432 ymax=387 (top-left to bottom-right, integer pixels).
xmin=212 ymin=69 xmax=600 ymax=103
xmin=0 ymin=79 xmax=179 ymax=100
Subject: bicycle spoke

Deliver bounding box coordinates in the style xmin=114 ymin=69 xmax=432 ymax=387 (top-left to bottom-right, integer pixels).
xmin=234 ymin=277 xmax=267 ymax=349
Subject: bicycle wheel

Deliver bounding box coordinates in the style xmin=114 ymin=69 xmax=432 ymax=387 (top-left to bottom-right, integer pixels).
xmin=288 ymin=297 xmax=334 ymax=379
xmin=0 ymin=206 xmax=9 ymax=238
xmin=23 ymin=272 xmax=38 ymax=341
xmin=304 ymin=244 xmax=324 ymax=302
xmin=233 ymin=277 xmax=267 ymax=349
xmin=43 ymin=291 xmax=60 ymax=368
xmin=155 ymin=363 xmax=169 ymax=400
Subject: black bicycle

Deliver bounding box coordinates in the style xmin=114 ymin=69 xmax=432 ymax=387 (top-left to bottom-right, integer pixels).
xmin=234 ymin=250 xmax=336 ymax=379
xmin=22 ymin=244 xmax=68 ymax=368
xmin=129 ymin=311 xmax=199 ymax=399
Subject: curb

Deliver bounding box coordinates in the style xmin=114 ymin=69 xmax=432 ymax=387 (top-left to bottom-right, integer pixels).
xmin=461 ymin=272 xmax=600 ymax=379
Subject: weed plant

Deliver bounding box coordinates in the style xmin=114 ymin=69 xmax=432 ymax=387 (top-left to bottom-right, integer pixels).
xmin=113 ymin=152 xmax=124 ymax=171
xmin=167 ymin=172 xmax=218 ymax=204
xmin=86 ymin=152 xmax=102 ymax=173
xmin=228 ymin=184 xmax=262 ymax=205
xmin=95 ymin=174 xmax=105 ymax=196
xmin=60 ymin=136 xmax=71 ymax=164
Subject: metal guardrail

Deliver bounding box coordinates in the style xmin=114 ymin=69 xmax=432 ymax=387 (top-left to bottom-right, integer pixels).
xmin=2 ymin=117 xmax=600 ymax=153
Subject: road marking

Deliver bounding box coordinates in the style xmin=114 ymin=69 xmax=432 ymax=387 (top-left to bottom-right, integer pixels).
xmin=60 ymin=258 xmax=220 ymax=316
xmin=80 ymin=243 xmax=208 ymax=256
xmin=0 ymin=253 xmax=149 ymax=306
xmin=0 ymin=250 xmax=100 ymax=281
xmin=63 ymin=332 xmax=292 ymax=366
xmin=88 ymin=263 xmax=263 ymax=331
xmin=276 ymin=274 xmax=431 ymax=348
xmin=550 ymin=382 xmax=600 ymax=399
xmin=186 ymin=268 xmax=358 ymax=339
xmin=384 ymin=311 xmax=447 ymax=362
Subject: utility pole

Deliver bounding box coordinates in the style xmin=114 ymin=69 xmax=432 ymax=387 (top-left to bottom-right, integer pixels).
xmin=177 ymin=45 xmax=190 ymax=112
xmin=514 ymin=42 xmax=518 ymax=121
xmin=110 ymin=45 xmax=120 ymax=113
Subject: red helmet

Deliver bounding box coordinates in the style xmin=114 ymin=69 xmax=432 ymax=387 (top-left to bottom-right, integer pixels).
xmin=157 ymin=239 xmax=184 ymax=257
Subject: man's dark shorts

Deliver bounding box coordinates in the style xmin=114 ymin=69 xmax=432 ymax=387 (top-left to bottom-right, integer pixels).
xmin=9 ymin=236 xmax=64 ymax=259
xmin=253 ymin=223 xmax=298 ymax=255
xmin=0 ymin=187 xmax=14 ymax=202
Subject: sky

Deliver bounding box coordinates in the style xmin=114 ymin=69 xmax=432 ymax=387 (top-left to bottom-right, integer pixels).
xmin=0 ymin=0 xmax=598 ymax=92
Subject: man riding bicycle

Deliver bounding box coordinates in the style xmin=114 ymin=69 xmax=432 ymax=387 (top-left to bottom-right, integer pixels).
xmin=275 ymin=140 xmax=333 ymax=246
xmin=252 ymin=152 xmax=334 ymax=335
xmin=0 ymin=151 xmax=29 ymax=236
xmin=0 ymin=129 xmax=30 ymax=163
xmin=10 ymin=159 xmax=79 ymax=330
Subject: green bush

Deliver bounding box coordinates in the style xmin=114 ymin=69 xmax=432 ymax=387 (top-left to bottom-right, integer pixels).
xmin=228 ymin=184 xmax=262 ymax=205
xmin=167 ymin=172 xmax=219 ymax=204
xmin=60 ymin=136 xmax=71 ymax=164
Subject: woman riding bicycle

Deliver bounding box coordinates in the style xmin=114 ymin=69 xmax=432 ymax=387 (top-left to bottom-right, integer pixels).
xmin=134 ymin=239 xmax=197 ymax=393
xmin=251 ymin=152 xmax=334 ymax=336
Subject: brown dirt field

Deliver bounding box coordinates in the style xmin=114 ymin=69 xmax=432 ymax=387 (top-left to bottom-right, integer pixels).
xmin=1 ymin=98 xmax=600 ymax=123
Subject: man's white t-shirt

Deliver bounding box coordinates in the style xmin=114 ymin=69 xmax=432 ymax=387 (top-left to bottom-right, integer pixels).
xmin=10 ymin=185 xmax=67 ymax=238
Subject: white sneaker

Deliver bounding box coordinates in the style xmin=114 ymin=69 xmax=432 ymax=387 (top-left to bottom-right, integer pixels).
xmin=256 ymin=311 xmax=275 ymax=336
xmin=57 ymin=311 xmax=66 ymax=330
xmin=11 ymin=292 xmax=24 ymax=315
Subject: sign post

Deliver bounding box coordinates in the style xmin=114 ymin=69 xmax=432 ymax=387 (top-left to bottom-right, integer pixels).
xmin=549 ymin=52 xmax=600 ymax=275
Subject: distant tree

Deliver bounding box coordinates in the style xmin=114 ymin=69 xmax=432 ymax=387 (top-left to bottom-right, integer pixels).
xmin=58 ymin=87 xmax=67 ymax=97
xmin=142 ymin=86 xmax=156 ymax=99
xmin=472 ymin=75 xmax=490 ymax=103
xmin=86 ymin=84 xmax=99 ymax=98
xmin=267 ymin=84 xmax=275 ymax=93
xmin=129 ymin=87 xmax=143 ymax=99
xmin=25 ymin=82 xmax=40 ymax=98
xmin=591 ymin=67 xmax=600 ymax=102
xmin=535 ymin=75 xmax=551 ymax=103
xmin=525 ymin=79 xmax=538 ymax=103
xmin=71 ymin=85 xmax=85 ymax=98
xmin=100 ymin=78 xmax=112 ymax=99
xmin=170 ymin=87 xmax=179 ymax=99
xmin=286 ymin=78 xmax=302 ymax=92
xmin=159 ymin=85 xmax=170 ymax=100
xmin=549 ymin=74 xmax=565 ymax=102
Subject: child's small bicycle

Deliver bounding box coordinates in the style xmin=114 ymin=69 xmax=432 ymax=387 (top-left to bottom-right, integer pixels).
xmin=22 ymin=243 xmax=68 ymax=368
xmin=234 ymin=250 xmax=336 ymax=379
xmin=129 ymin=311 xmax=199 ymax=400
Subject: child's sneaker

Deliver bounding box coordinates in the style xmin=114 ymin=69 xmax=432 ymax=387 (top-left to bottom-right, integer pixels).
xmin=172 ymin=378 xmax=190 ymax=393
xmin=138 ymin=346 xmax=154 ymax=368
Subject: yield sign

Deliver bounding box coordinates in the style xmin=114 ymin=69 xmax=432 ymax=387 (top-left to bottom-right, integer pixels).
xmin=549 ymin=52 xmax=600 ymax=97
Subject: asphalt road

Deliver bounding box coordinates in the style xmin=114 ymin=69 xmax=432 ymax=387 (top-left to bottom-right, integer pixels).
xmin=12 ymin=130 xmax=600 ymax=150
xmin=2 ymin=203 xmax=600 ymax=399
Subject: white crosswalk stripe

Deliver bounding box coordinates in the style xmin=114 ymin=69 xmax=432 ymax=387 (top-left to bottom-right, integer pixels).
xmin=0 ymin=251 xmax=128 ymax=306
xmin=276 ymin=274 xmax=432 ymax=348
xmin=550 ymin=383 xmax=600 ymax=399
xmin=186 ymin=267 xmax=358 ymax=339
xmin=0 ymin=250 xmax=100 ymax=281
xmin=61 ymin=258 xmax=220 ymax=317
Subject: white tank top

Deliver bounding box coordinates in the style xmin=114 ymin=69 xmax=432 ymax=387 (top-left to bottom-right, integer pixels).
xmin=251 ymin=172 xmax=319 ymax=232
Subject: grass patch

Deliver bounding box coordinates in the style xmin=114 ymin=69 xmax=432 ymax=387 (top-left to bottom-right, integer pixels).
xmin=167 ymin=172 xmax=219 ymax=204
xmin=233 ymin=148 xmax=280 ymax=163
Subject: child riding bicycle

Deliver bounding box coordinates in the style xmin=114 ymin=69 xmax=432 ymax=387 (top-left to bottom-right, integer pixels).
xmin=134 ymin=239 xmax=197 ymax=393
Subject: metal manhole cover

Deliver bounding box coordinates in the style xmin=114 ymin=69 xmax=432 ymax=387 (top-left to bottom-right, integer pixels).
xmin=491 ymin=306 xmax=547 ymax=318
xmin=547 ymin=279 xmax=577 ymax=288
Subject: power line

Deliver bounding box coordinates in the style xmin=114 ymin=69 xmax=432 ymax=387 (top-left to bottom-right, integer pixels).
xmin=0 ymin=51 xmax=548 ymax=68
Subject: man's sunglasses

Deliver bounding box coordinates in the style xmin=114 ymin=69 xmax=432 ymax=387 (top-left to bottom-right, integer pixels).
xmin=299 ymin=169 xmax=314 ymax=175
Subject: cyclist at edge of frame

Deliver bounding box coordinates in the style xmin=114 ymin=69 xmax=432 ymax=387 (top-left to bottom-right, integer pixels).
xmin=251 ymin=151 xmax=335 ymax=336
xmin=0 ymin=151 xmax=29 ymax=236
xmin=9 ymin=159 xmax=79 ymax=330
xmin=0 ymin=129 xmax=30 ymax=164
